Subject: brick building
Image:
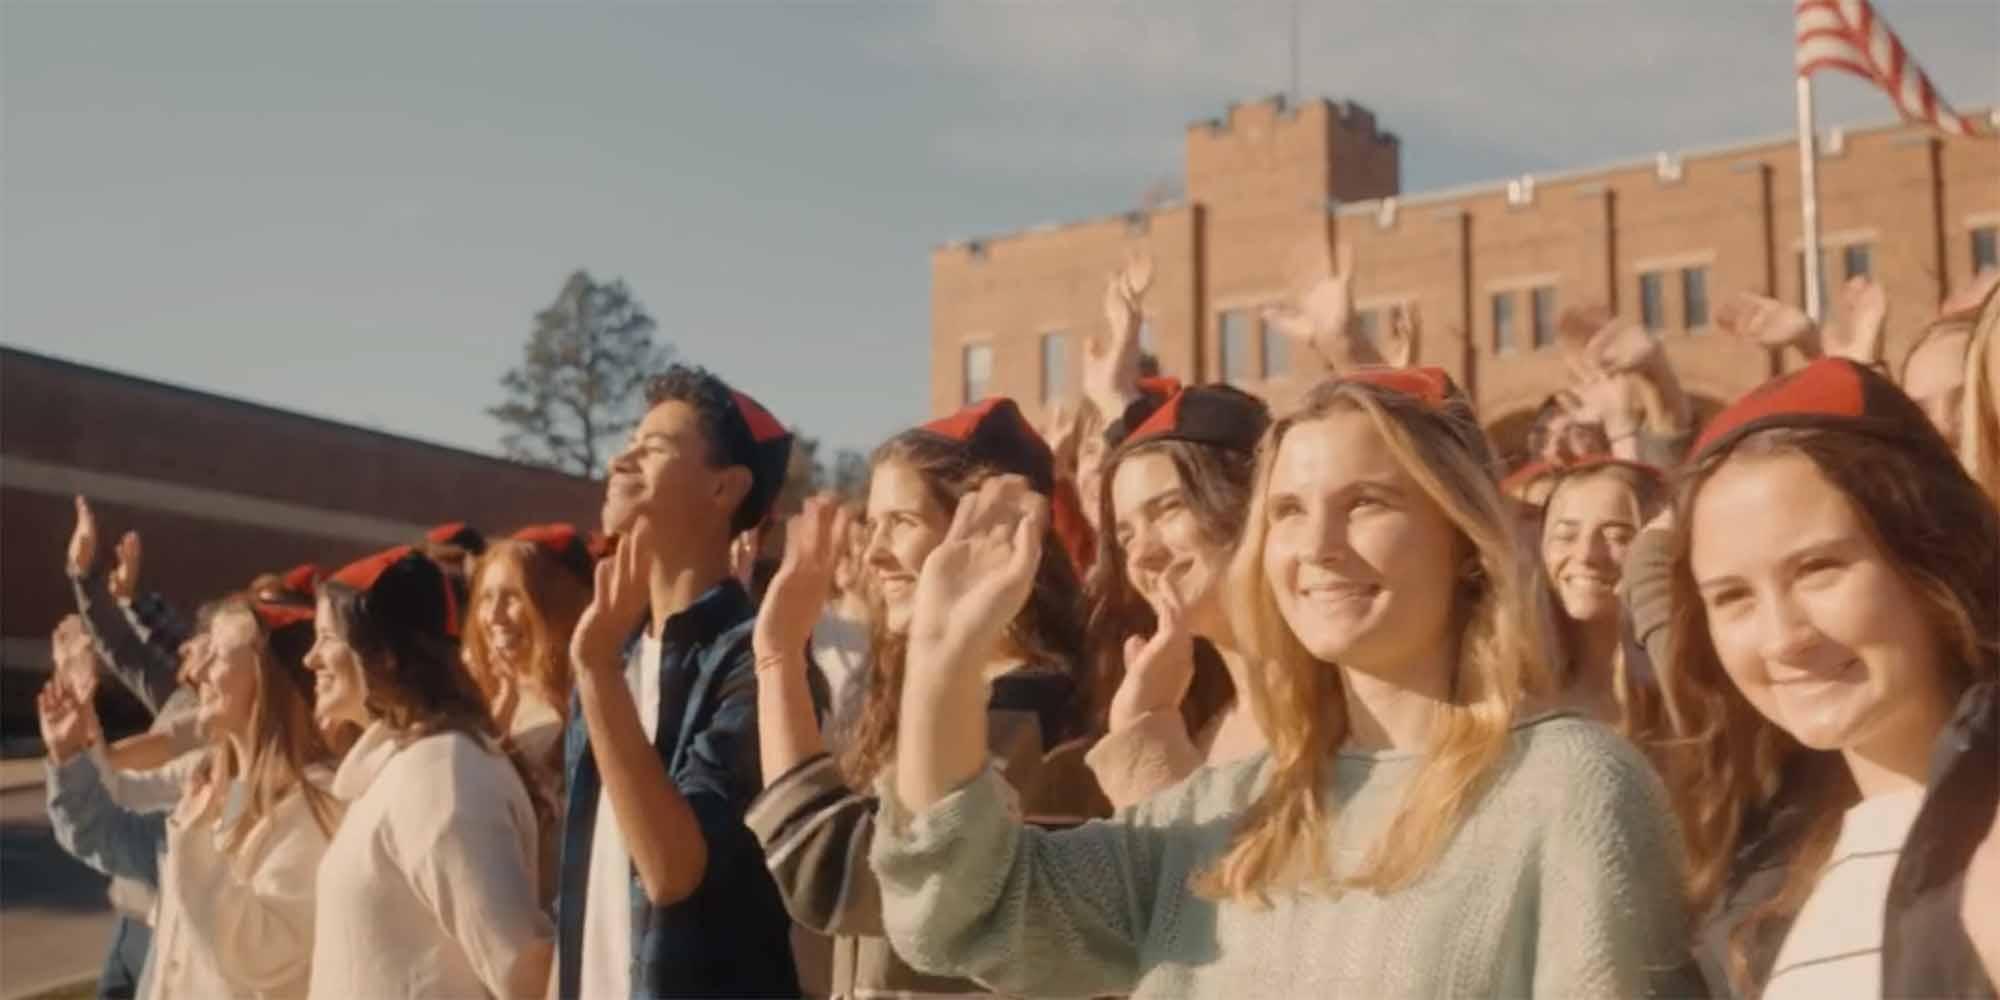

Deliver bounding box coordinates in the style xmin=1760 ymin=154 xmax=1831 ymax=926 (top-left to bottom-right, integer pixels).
xmin=0 ymin=346 xmax=604 ymax=733
xmin=928 ymin=95 xmax=2000 ymax=459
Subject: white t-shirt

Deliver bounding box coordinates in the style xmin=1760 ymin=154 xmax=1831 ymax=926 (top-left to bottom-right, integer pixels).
xmin=1763 ymin=786 xmax=1926 ymax=1000
xmin=577 ymin=633 xmax=664 ymax=1000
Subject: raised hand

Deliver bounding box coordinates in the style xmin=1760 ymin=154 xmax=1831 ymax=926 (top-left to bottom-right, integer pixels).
xmin=1940 ymin=268 xmax=2000 ymax=322
xmin=1716 ymin=292 xmax=1820 ymax=356
xmin=570 ymin=517 xmax=657 ymax=678
xmin=37 ymin=680 xmax=94 ymax=763
xmin=1826 ymin=275 xmax=1887 ymax=366
xmin=1380 ymin=302 xmax=1421 ymax=368
xmin=1085 ymin=255 xmax=1152 ymax=418
xmin=1586 ymin=318 xmax=1663 ymax=376
xmin=753 ymin=495 xmax=851 ymax=670
xmin=108 ymin=532 xmax=142 ymax=603
xmin=67 ymin=495 xmax=100 ymax=578
xmin=1108 ymin=584 xmax=1196 ymax=732
xmin=905 ymin=475 xmax=1048 ymax=686
xmin=1266 ymin=242 xmax=1383 ymax=371
xmin=51 ymin=615 xmax=99 ymax=705
xmin=1571 ymin=371 xmax=1646 ymax=441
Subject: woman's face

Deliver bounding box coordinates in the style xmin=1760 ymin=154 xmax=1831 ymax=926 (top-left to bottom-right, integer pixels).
xmin=1690 ymin=451 xmax=1954 ymax=760
xmin=1262 ymin=409 xmax=1462 ymax=676
xmin=1903 ymin=330 xmax=1970 ymax=452
xmin=1111 ymin=450 xmax=1230 ymax=634
xmin=192 ymin=608 xmax=260 ymax=743
xmin=862 ymin=459 xmax=950 ymax=634
xmin=476 ymin=557 xmax=530 ymax=673
xmin=1541 ymin=474 xmax=1642 ymax=624
xmin=303 ymin=593 xmax=370 ymax=729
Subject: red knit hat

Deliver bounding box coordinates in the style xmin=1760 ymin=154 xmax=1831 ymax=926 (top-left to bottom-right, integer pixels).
xmin=1118 ymin=382 xmax=1270 ymax=457
xmin=916 ymin=397 xmax=1058 ymax=495
xmin=725 ymin=388 xmax=794 ymax=534
xmin=1340 ymin=366 xmax=1459 ymax=409
xmin=328 ymin=545 xmax=460 ymax=640
xmin=510 ymin=522 xmax=603 ymax=583
xmin=1102 ymin=376 xmax=1186 ymax=448
xmin=1499 ymin=459 xmax=1561 ymax=503
xmin=1688 ymin=357 xmax=1946 ymax=466
xmin=424 ymin=522 xmax=487 ymax=556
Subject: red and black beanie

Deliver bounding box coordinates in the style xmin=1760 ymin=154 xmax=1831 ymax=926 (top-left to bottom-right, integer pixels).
xmin=249 ymin=598 xmax=318 ymax=673
xmin=1102 ymin=376 xmax=1184 ymax=449
xmin=1115 ymin=381 xmax=1269 ymax=458
xmin=424 ymin=522 xmax=487 ymax=557
xmin=724 ymin=388 xmax=794 ymax=534
xmin=328 ymin=544 xmax=460 ymax=641
xmin=1339 ymin=365 xmax=1463 ymax=410
xmin=1688 ymin=357 xmax=1951 ymax=467
xmin=510 ymin=522 xmax=604 ymax=583
xmin=917 ymin=397 xmax=1058 ymax=495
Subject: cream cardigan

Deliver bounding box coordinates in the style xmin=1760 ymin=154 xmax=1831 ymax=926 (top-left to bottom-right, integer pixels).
xmin=308 ymin=722 xmax=552 ymax=999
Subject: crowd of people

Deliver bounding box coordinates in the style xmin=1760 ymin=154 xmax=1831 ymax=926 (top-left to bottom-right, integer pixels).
xmin=35 ymin=239 xmax=2000 ymax=999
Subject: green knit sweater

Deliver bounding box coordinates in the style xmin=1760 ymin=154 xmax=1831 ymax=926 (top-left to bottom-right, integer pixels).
xmin=870 ymin=713 xmax=1701 ymax=998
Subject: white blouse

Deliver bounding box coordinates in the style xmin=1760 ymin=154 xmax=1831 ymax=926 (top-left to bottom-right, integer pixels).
xmin=308 ymin=721 xmax=553 ymax=1000
xmin=141 ymin=769 xmax=336 ymax=1000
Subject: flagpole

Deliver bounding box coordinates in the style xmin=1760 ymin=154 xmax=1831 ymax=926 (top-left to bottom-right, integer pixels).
xmin=1795 ymin=74 xmax=1825 ymax=323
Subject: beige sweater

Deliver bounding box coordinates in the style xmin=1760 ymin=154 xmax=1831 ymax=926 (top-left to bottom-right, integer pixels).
xmin=871 ymin=714 xmax=1700 ymax=999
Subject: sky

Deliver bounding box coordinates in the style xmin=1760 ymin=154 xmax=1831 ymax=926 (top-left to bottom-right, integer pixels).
xmin=4 ymin=1 xmax=1996 ymax=463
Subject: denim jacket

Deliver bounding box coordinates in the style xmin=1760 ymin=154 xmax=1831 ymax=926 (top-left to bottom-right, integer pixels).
xmin=553 ymin=580 xmax=800 ymax=999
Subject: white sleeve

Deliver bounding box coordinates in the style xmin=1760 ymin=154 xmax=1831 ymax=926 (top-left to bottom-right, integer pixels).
xmin=164 ymin=793 xmax=331 ymax=995
xmin=96 ymin=747 xmax=204 ymax=813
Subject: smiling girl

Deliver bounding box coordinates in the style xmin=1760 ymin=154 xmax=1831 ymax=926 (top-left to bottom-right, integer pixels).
xmin=867 ymin=369 xmax=1696 ymax=997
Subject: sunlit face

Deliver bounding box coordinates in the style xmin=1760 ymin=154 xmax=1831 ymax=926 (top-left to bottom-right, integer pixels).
xmin=1076 ymin=432 xmax=1109 ymax=532
xmin=1262 ymin=409 xmax=1462 ymax=676
xmin=1541 ymin=474 xmax=1643 ymax=624
xmin=1112 ymin=451 xmax=1229 ymax=634
xmin=303 ymin=593 xmax=370 ymax=730
xmin=862 ymin=459 xmax=949 ymax=634
xmin=1903 ymin=331 xmax=1969 ymax=453
xmin=475 ymin=557 xmax=530 ymax=673
xmin=1691 ymin=451 xmax=1953 ymax=756
xmin=193 ymin=608 xmax=260 ymax=743
xmin=601 ymin=400 xmax=741 ymax=538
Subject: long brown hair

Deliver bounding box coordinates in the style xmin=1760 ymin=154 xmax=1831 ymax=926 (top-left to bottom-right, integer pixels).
xmin=1662 ymin=424 xmax=2000 ymax=992
xmin=319 ymin=581 xmax=496 ymax=746
xmin=1196 ymin=376 xmax=1553 ymax=903
xmin=837 ymin=431 xmax=1087 ymax=787
xmin=1537 ymin=462 xmax=1669 ymax=746
xmin=1082 ymin=437 xmax=1252 ymax=737
xmin=462 ymin=539 xmax=590 ymax=719
xmin=204 ymin=598 xmax=340 ymax=851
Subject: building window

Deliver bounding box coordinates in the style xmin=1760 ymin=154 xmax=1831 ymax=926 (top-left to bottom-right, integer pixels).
xmin=1973 ymin=226 xmax=1998 ymax=274
xmin=962 ymin=343 xmax=992 ymax=405
xmin=1260 ymin=321 xmax=1287 ymax=379
xmin=1039 ymin=331 xmax=1068 ymax=404
xmin=1530 ymin=286 xmax=1557 ymax=349
xmin=1354 ymin=308 xmax=1380 ymax=350
xmin=1491 ymin=292 xmax=1515 ymax=355
xmin=1681 ymin=266 xmax=1710 ymax=331
xmin=1843 ymin=243 xmax=1872 ymax=280
xmin=1219 ymin=309 xmax=1251 ymax=384
xmin=1639 ymin=271 xmax=1665 ymax=331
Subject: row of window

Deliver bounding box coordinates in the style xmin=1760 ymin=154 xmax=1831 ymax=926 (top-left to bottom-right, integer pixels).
xmin=962 ymin=226 xmax=1997 ymax=401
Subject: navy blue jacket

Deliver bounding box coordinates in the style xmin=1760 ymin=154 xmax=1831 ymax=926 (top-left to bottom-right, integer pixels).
xmin=554 ymin=580 xmax=800 ymax=999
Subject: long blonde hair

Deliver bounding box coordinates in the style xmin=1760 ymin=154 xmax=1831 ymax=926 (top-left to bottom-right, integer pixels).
xmin=1961 ymin=285 xmax=2000 ymax=503
xmin=1194 ymin=376 xmax=1554 ymax=904
xmin=206 ymin=599 xmax=340 ymax=853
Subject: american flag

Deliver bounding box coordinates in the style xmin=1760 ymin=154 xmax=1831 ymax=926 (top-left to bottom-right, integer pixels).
xmin=1794 ymin=0 xmax=1992 ymax=138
